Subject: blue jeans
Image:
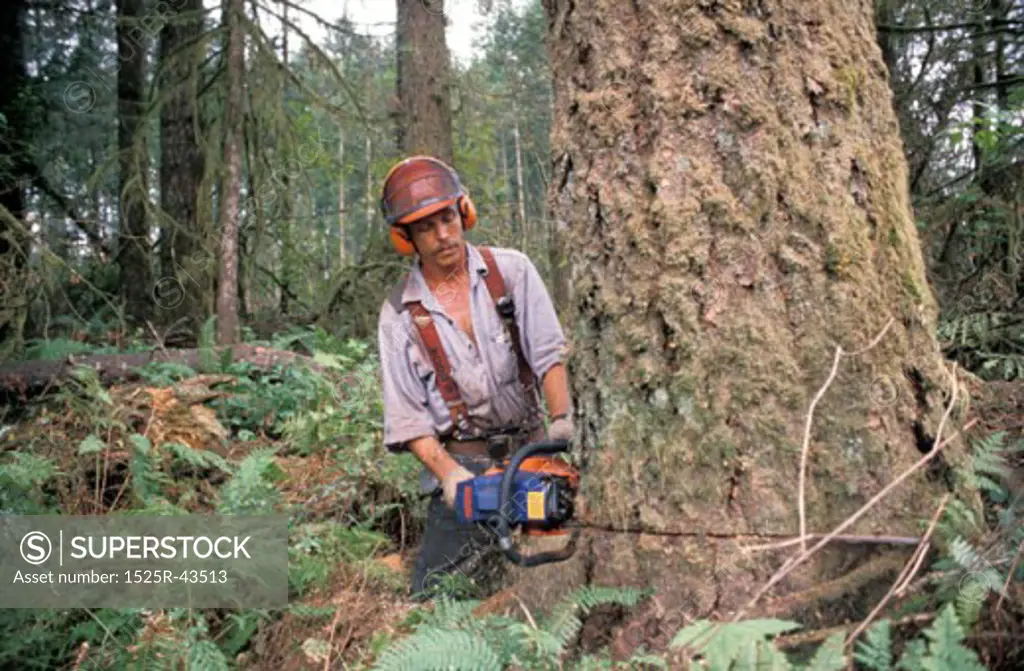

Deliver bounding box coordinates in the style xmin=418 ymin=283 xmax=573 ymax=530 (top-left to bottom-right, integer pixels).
xmin=410 ymin=457 xmax=508 ymax=600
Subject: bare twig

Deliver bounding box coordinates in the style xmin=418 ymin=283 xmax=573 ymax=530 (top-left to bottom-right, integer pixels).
xmin=843 ymin=493 xmax=950 ymax=649
xmin=774 ymin=612 xmax=936 ymax=649
xmin=995 ymin=539 xmax=1023 ymax=612
xmin=799 ymin=346 xmax=843 ymax=552
xmin=798 ymin=317 xmax=895 ymax=551
xmin=734 ymin=363 xmax=965 ymax=623
xmin=513 ymin=594 xmax=539 ymax=630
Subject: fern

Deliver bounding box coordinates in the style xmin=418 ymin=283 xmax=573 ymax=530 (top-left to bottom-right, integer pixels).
xmin=920 ymin=605 xmax=987 ymax=670
xmin=216 ymin=447 xmax=282 ymax=514
xmin=854 ymin=619 xmax=893 ymax=671
xmin=963 ymin=431 xmax=1022 ymax=504
xmin=0 ymin=452 xmax=58 ymax=513
xmin=164 ymin=441 xmax=232 ymax=473
xmin=670 ymin=618 xmax=803 ymax=667
xmin=129 ymin=434 xmax=170 ymax=507
xmin=197 ymin=316 xmax=219 ymax=373
xmin=896 ymin=639 xmax=928 ymax=671
xmin=186 ymin=640 xmax=231 ymax=671
xmin=939 ymin=310 xmax=1024 ymax=380
xmin=372 ymin=628 xmax=503 ymax=670
xmin=370 ymin=585 xmax=649 ymax=670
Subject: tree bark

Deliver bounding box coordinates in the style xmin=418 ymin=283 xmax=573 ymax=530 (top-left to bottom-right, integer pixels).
xmin=116 ymin=0 xmax=153 ymax=325
xmin=365 ymin=135 xmax=374 ymax=237
xmin=0 ymin=0 xmax=32 ymax=361
xmin=338 ymin=130 xmax=347 ymax=267
xmin=513 ymin=99 xmax=528 ymax=249
xmin=395 ymin=0 xmax=454 ymax=165
xmin=278 ymin=1 xmax=295 ymax=316
xmin=216 ymin=0 xmax=245 ymax=345
xmin=533 ymin=0 xmax=974 ymax=637
xmin=158 ymin=0 xmax=208 ymax=333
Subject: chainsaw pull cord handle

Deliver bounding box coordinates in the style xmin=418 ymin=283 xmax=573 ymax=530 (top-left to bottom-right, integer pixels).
xmin=497 ymin=438 xmax=581 ymax=567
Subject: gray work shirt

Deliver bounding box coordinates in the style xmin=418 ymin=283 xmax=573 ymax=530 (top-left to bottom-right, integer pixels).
xmin=377 ymin=243 xmax=567 ymax=455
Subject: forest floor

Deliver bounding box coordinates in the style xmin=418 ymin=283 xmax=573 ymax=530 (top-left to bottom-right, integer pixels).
xmin=1 ymin=334 xmax=1022 ymax=669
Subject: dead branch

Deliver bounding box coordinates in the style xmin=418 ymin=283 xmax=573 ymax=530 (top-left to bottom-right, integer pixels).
xmin=843 ymin=493 xmax=950 ymax=649
xmin=774 ymin=612 xmax=937 ymax=650
xmin=996 ymin=539 xmax=1023 ymax=613
xmin=0 ymin=344 xmax=327 ymax=396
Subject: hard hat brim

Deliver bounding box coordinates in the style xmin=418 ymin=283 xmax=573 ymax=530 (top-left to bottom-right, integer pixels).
xmin=394 ymin=197 xmax=459 ymax=226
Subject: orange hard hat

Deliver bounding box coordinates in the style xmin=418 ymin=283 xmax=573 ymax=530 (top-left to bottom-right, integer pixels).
xmin=380 ymin=156 xmax=477 ymax=255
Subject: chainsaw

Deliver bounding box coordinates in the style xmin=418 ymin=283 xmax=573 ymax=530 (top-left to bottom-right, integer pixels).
xmin=453 ymin=437 xmax=581 ymax=567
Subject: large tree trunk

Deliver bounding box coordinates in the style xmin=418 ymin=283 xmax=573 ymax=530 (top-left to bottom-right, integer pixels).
xmin=216 ymin=0 xmax=245 ymax=345
xmin=158 ymin=0 xmax=208 ymax=333
xmin=116 ymin=0 xmax=152 ymax=325
xmin=533 ymin=0 xmax=975 ymax=641
xmin=0 ymin=0 xmax=31 ymax=362
xmin=395 ymin=0 xmax=454 ymax=165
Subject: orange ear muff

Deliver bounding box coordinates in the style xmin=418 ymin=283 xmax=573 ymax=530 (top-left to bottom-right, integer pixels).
xmin=459 ymin=195 xmax=477 ymax=229
xmin=390 ymin=226 xmax=416 ymax=256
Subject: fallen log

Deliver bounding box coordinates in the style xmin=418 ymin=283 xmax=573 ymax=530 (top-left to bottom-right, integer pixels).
xmin=0 ymin=344 xmax=328 ymax=397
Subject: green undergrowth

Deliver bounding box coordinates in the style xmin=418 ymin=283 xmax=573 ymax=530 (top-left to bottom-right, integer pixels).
xmin=0 ymin=325 xmax=421 ymax=669
xmin=1 ymin=326 xmax=1022 ymax=669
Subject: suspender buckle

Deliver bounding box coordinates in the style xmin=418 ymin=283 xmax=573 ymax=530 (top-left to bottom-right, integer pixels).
xmin=495 ymin=295 xmax=516 ymax=320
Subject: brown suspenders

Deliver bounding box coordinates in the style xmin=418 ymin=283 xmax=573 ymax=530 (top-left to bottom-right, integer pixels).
xmin=393 ymin=246 xmax=538 ymax=438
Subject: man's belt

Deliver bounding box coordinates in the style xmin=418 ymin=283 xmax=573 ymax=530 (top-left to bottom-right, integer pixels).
xmin=445 ymin=427 xmax=536 ymax=461
xmin=444 ymin=438 xmax=490 ymax=458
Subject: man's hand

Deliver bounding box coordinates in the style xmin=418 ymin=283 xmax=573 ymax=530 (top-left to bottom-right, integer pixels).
xmin=547 ymin=415 xmax=574 ymax=442
xmin=409 ymin=436 xmax=475 ymax=508
xmin=441 ymin=464 xmax=475 ymax=509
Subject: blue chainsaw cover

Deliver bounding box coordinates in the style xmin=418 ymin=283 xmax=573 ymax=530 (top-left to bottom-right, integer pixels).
xmin=454 ymin=472 xmax=550 ymax=525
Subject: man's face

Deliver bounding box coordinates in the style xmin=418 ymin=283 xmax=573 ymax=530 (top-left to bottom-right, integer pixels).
xmin=407 ymin=203 xmax=466 ymax=272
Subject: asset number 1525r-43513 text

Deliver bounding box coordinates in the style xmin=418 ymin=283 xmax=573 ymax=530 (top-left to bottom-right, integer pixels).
xmin=124 ymin=569 xmax=228 ymax=584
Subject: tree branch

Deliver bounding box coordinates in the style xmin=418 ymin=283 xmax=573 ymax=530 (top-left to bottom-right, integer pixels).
xmin=877 ymin=20 xmax=1024 ymax=33
xmin=25 ymin=161 xmax=109 ymax=260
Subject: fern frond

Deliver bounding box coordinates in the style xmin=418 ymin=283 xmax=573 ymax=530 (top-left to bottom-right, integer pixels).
xmin=853 ymin=619 xmax=893 ymax=671
xmin=572 ymin=585 xmax=648 ymax=614
xmin=669 ymin=618 xmax=802 ymax=668
xmin=129 ymin=434 xmax=169 ymax=506
xmin=371 ymin=627 xmax=502 ymax=671
xmin=895 ymin=638 xmax=927 ymax=671
xmin=216 ymin=446 xmax=282 ymax=514
xmin=165 ymin=441 xmax=232 ymax=473
xmin=186 ymin=640 xmax=230 ymax=671
xmin=922 ymin=604 xmax=987 ymax=670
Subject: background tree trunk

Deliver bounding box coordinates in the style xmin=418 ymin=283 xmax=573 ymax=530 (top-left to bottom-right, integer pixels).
xmin=116 ymin=0 xmax=152 ymax=326
xmin=0 ymin=0 xmax=31 ymax=362
xmin=216 ymin=0 xmax=245 ymax=345
xmin=395 ymin=0 xmax=454 ymax=165
xmin=533 ymin=0 xmax=975 ymax=636
xmin=158 ymin=0 xmax=207 ymax=333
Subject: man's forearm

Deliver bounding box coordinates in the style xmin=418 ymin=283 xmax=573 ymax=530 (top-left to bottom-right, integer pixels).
xmin=541 ymin=363 xmax=572 ymax=418
xmin=408 ymin=435 xmax=462 ymax=481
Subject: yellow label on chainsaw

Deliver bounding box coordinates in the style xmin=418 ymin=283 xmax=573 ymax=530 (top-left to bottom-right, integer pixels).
xmin=527 ymin=491 xmax=546 ymax=521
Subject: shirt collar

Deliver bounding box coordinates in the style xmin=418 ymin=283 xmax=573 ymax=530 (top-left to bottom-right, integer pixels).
xmin=400 ymin=242 xmax=488 ymax=311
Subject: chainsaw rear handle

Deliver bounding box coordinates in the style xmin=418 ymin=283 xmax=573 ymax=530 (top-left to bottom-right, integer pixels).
xmin=496 ymin=438 xmax=581 ymax=567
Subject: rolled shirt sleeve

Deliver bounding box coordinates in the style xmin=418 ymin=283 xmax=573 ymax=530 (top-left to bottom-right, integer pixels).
xmin=377 ymin=300 xmax=437 ymax=453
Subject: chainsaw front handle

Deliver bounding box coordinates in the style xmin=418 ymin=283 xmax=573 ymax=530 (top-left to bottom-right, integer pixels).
xmin=496 ymin=438 xmax=581 ymax=567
